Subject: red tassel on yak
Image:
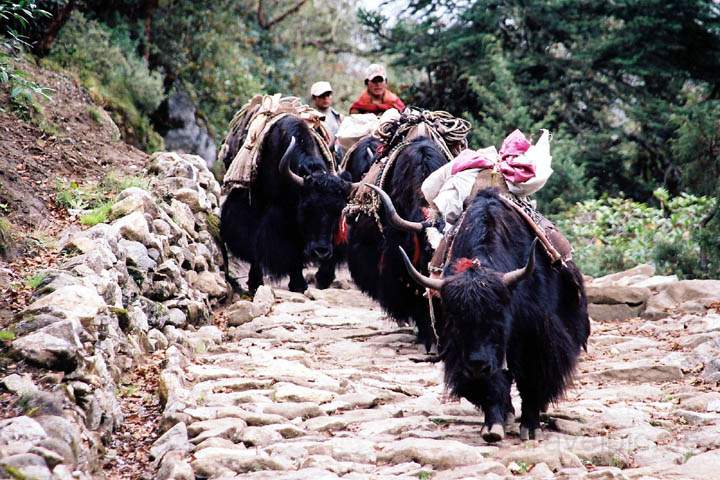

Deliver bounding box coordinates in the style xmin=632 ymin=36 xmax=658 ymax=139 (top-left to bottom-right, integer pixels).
xmin=334 ymin=215 xmax=348 ymax=246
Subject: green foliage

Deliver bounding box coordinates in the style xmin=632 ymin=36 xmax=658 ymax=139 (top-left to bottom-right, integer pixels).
xmin=79 ymin=201 xmax=112 ymax=226
xmin=55 ymin=172 xmax=148 ymax=227
xmin=361 ymin=0 xmax=720 ymax=204
xmin=47 ymin=10 xmax=164 ymax=151
xmin=0 ymin=329 xmax=15 ymax=341
xmin=25 ymin=272 xmax=45 ymax=289
xmin=1 ymin=1 xmax=53 ymax=118
xmin=554 ymin=191 xmax=715 ymax=278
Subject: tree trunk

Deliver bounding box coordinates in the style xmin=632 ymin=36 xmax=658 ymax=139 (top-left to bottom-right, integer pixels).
xmin=34 ymin=0 xmax=77 ymax=56
xmin=143 ymin=0 xmax=159 ymax=62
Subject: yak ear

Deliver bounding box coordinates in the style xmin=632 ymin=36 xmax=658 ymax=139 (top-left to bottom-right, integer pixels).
xmin=501 ymin=238 xmax=539 ymax=287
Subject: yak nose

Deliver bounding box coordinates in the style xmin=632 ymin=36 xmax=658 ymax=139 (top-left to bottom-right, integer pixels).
xmin=312 ymin=246 xmax=332 ymax=260
xmin=469 ymin=351 xmax=495 ymax=377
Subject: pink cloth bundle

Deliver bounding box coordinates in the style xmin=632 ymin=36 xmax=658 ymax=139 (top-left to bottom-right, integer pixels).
xmin=451 ymin=129 xmax=536 ymax=184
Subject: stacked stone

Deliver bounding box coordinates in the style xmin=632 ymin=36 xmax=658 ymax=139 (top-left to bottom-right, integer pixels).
xmin=1 ymin=152 xmax=228 ymax=479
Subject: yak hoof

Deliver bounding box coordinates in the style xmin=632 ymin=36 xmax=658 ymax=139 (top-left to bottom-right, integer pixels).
xmin=504 ymin=412 xmax=516 ymax=428
xmin=481 ymin=423 xmax=505 ymax=443
xmin=520 ymin=426 xmax=543 ymax=441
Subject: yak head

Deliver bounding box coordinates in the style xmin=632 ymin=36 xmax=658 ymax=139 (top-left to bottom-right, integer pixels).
xmin=399 ymin=239 xmax=538 ymax=379
xmin=280 ymin=136 xmax=358 ymax=261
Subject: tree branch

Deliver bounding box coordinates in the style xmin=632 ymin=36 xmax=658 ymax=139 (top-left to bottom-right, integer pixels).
xmin=259 ymin=0 xmax=308 ymax=30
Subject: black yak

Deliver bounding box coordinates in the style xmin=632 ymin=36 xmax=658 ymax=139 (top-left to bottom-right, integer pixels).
xmin=220 ymin=115 xmax=357 ymax=292
xmin=346 ymin=137 xmax=447 ymax=350
xmin=379 ymin=188 xmax=589 ymax=442
xmin=338 ymin=136 xmax=383 ymax=182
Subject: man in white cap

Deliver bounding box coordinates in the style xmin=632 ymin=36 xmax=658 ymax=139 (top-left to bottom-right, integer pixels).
xmin=310 ymin=81 xmax=343 ymax=143
xmin=349 ymin=63 xmax=405 ymax=115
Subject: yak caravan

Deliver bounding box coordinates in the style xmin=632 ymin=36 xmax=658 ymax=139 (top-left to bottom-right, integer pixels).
xmin=1 ymin=2 xmax=719 ymax=480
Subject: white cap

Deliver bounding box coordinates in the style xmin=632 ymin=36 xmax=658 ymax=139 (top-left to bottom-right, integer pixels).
xmin=310 ymin=81 xmax=333 ymax=97
xmin=364 ymin=64 xmax=386 ymax=81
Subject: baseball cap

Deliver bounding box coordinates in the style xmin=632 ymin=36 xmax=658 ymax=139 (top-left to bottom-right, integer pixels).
xmin=364 ymin=64 xmax=387 ymax=81
xmin=310 ymin=81 xmax=333 ymax=97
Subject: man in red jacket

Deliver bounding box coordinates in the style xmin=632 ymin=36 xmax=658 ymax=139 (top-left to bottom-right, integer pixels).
xmin=349 ymin=64 xmax=406 ymax=115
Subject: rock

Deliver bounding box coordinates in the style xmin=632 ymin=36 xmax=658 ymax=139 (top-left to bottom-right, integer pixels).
xmin=119 ymin=239 xmax=156 ymax=271
xmin=191 ymin=447 xmax=291 ymax=476
xmin=154 ymin=82 xmax=217 ymax=166
xmin=11 ymin=331 xmax=80 ymax=371
xmin=272 ymin=383 xmax=335 ymax=403
xmin=192 ymin=271 xmax=227 ymax=298
xmin=253 ymin=286 xmax=275 ymax=315
xmin=586 ymin=285 xmax=651 ymax=305
xmin=1 ymin=373 xmax=38 ymax=395
xmin=150 ymin=422 xmax=192 ymax=463
xmin=680 ymin=392 xmax=720 ymax=413
xmin=665 ymin=451 xmax=720 ymax=480
xmin=377 ymin=438 xmax=486 ymax=468
xmin=433 ymin=462 xmax=509 ymax=479
xmin=111 ymin=188 xmax=159 ymax=219
xmin=589 ymin=303 xmax=644 ymax=322
xmin=262 ymin=402 xmax=325 ymax=420
xmin=309 ymin=438 xmax=376 ymax=464
xmin=592 ymin=264 xmax=655 ymax=285
xmin=112 ymin=211 xmax=154 ymax=245
xmin=227 ymin=301 xmax=259 ymax=326
xmin=528 ymin=462 xmax=555 ymax=479
xmin=173 ymin=188 xmax=211 ymax=213
xmin=0 ymin=416 xmax=47 ymax=445
xmin=33 ymin=416 xmax=81 ymax=461
xmin=237 ymin=426 xmax=283 ymax=447
xmin=168 ymin=199 xmax=196 ymax=236
xmin=0 ymin=453 xmax=52 ymax=480
xmin=28 ymin=445 xmax=64 ymax=469
xmin=156 ymin=450 xmax=194 ymax=480
xmin=148 ymin=329 xmax=170 ymax=351
xmin=597 ymin=360 xmax=683 ymax=382
xmin=646 ymin=280 xmax=720 ymax=314
xmin=503 ymin=447 xmax=584 ymax=471
xmin=187 ymin=418 xmax=247 ymax=442
xmin=22 ymin=285 xmax=106 ymax=324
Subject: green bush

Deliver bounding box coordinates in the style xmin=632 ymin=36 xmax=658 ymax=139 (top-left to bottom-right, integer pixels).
xmin=47 ymin=11 xmax=164 ymax=151
xmin=80 ymin=201 xmax=112 ymax=226
xmin=553 ymin=190 xmax=715 ymax=278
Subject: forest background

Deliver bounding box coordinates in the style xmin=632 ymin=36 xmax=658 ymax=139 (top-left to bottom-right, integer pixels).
xmin=1 ymin=0 xmax=719 ymax=279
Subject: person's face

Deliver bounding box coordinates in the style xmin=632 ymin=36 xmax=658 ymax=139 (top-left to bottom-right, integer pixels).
xmin=313 ymin=92 xmax=333 ymax=109
xmin=366 ymin=76 xmax=386 ymax=97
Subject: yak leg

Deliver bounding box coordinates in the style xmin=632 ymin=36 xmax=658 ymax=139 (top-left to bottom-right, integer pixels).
xmin=288 ymin=267 xmax=308 ymax=293
xmin=516 ymin=378 xmax=544 ymax=441
xmin=248 ymin=262 xmax=264 ymax=294
xmin=457 ymin=371 xmax=511 ymax=443
xmin=315 ymin=257 xmax=337 ymax=289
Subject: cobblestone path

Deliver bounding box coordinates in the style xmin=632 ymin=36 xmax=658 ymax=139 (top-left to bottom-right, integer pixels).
xmin=157 ymin=283 xmax=720 ymax=480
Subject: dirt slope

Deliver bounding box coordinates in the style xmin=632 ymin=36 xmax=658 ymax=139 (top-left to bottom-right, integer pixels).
xmin=0 ymin=58 xmax=148 ymax=321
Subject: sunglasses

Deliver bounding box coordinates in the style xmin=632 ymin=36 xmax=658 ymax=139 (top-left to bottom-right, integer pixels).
xmin=316 ymin=92 xmax=332 ymax=98
xmin=368 ymin=76 xmax=385 ymax=84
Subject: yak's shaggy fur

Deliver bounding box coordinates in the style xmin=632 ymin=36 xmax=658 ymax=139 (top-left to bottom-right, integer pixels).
xmin=339 ymin=136 xmax=383 ymax=182
xmin=347 ymin=137 xmax=447 ymax=349
xmin=220 ymin=115 xmax=351 ymax=292
xmin=436 ymin=189 xmax=590 ymax=439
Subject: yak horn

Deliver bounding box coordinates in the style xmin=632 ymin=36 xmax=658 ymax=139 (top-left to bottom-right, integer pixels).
xmin=366 ymin=147 xmax=375 ymax=161
xmin=502 ymin=238 xmax=539 ymax=287
xmin=398 ymin=246 xmax=446 ymax=291
xmin=279 ymin=136 xmax=303 ymax=187
xmin=367 ymin=184 xmax=424 ymax=232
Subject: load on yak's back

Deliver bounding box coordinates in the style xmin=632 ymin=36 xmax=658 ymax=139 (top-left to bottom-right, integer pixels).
xmin=217 ymin=94 xmax=359 ymax=293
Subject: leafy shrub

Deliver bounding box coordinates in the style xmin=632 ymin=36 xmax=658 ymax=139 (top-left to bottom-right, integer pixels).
xmin=47 ymin=11 xmax=164 ymax=151
xmin=80 ymin=201 xmax=112 ymax=226
xmin=553 ymin=189 xmax=714 ymax=278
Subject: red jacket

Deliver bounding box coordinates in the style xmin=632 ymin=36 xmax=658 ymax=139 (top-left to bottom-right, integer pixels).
xmin=350 ymin=90 xmax=406 ymax=114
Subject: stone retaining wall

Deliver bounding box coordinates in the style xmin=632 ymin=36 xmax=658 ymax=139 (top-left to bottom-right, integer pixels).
xmin=0 ymin=152 xmax=228 ymax=479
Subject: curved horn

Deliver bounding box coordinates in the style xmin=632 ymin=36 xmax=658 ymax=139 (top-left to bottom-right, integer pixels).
xmin=502 ymin=238 xmax=539 ymax=287
xmin=398 ymin=246 xmax=446 ymax=291
xmin=278 ymin=136 xmax=303 ymax=187
xmin=366 ymin=147 xmax=375 ymax=161
xmin=367 ymin=184 xmax=424 ymax=232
